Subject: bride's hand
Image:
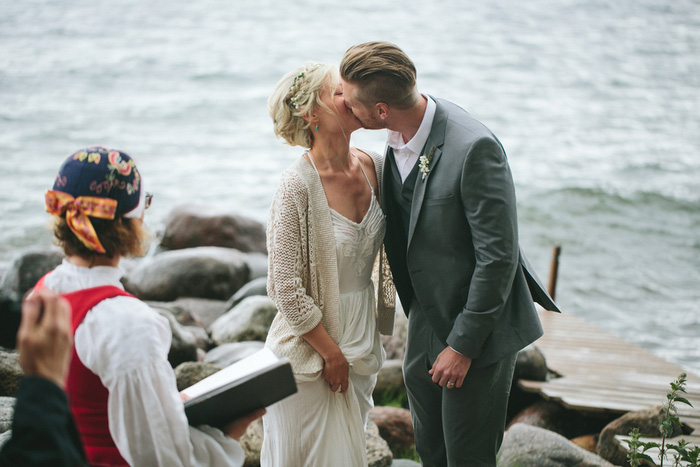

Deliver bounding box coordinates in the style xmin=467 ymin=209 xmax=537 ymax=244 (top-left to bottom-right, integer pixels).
xmin=322 ymin=350 xmax=349 ymax=393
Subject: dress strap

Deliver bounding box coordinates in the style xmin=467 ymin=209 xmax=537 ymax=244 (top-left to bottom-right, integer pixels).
xmin=305 ymin=151 xmax=320 ymax=174
xmin=351 ymin=151 xmax=373 ymax=192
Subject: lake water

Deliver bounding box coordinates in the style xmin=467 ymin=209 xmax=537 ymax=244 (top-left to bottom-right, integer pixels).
xmin=1 ymin=0 xmax=698 ymax=375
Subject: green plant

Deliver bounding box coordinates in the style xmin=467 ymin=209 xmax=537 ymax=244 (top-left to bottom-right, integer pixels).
xmin=625 ymin=373 xmax=700 ymax=467
xmin=375 ymin=387 xmax=408 ymax=408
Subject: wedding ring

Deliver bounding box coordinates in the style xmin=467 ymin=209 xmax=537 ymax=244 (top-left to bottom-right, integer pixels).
xmin=447 ymin=381 xmax=455 ymax=388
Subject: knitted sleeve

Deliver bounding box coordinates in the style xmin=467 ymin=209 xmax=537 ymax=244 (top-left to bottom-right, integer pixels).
xmin=266 ymin=173 xmax=323 ymax=336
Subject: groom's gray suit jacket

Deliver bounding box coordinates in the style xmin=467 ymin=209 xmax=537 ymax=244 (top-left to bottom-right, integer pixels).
xmin=382 ymin=97 xmax=560 ymax=369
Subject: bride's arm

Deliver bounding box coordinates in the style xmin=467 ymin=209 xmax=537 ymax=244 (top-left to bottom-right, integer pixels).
xmin=302 ymin=324 xmax=349 ymax=393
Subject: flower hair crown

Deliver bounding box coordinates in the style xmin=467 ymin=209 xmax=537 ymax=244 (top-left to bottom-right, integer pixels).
xmin=288 ymin=63 xmax=321 ymax=110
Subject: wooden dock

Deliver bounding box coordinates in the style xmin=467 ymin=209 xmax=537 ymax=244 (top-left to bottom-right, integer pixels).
xmin=518 ymin=309 xmax=700 ymax=461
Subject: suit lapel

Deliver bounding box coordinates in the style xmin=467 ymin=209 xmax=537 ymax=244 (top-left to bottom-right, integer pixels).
xmin=407 ymin=98 xmax=448 ymax=248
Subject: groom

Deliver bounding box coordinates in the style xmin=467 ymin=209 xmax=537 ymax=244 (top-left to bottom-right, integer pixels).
xmin=340 ymin=42 xmax=560 ymax=466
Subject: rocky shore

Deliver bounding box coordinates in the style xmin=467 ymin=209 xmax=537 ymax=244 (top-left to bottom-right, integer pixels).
xmin=0 ymin=205 xmax=667 ymax=466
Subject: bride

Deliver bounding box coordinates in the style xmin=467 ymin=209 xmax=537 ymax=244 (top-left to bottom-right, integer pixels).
xmin=262 ymin=62 xmax=396 ymax=466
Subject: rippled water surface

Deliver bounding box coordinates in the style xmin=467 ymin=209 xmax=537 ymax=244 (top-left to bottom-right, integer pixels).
xmin=1 ymin=0 xmax=698 ymax=374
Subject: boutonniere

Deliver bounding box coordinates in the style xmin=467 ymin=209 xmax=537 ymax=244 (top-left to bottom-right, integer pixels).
xmin=418 ymin=146 xmax=436 ymax=182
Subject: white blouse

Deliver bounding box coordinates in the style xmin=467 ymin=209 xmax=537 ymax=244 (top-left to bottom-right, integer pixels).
xmin=42 ymin=259 xmax=244 ymax=467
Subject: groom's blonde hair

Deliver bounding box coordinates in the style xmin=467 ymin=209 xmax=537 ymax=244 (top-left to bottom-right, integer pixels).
xmin=340 ymin=42 xmax=418 ymax=110
xmin=268 ymin=63 xmax=337 ymax=149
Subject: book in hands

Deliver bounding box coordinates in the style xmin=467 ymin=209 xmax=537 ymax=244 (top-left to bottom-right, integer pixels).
xmin=182 ymin=347 xmax=297 ymax=428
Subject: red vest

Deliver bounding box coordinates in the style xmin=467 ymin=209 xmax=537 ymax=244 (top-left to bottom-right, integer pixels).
xmin=35 ymin=276 xmax=132 ymax=467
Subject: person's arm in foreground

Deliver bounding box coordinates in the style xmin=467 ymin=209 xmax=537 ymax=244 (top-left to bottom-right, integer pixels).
xmin=0 ymin=290 xmax=88 ymax=467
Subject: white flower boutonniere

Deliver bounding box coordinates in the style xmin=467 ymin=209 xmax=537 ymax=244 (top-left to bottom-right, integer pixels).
xmin=418 ymin=146 xmax=436 ymax=182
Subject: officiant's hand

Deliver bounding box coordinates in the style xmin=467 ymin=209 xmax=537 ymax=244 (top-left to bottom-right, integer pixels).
xmin=223 ymin=409 xmax=265 ymax=440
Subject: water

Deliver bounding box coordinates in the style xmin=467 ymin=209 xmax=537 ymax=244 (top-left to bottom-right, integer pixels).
xmin=1 ymin=0 xmax=698 ymax=375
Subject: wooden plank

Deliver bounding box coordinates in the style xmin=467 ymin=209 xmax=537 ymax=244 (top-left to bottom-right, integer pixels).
xmin=518 ymin=309 xmax=700 ymax=454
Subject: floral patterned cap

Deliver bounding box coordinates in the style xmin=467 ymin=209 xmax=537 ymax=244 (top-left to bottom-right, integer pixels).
xmin=50 ymin=146 xmax=145 ymax=218
xmin=45 ymin=147 xmax=146 ymax=253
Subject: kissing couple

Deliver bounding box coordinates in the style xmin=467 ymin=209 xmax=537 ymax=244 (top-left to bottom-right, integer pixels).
xmin=262 ymin=41 xmax=560 ymax=467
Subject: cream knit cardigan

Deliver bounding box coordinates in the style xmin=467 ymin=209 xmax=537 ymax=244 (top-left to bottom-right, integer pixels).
xmin=265 ymin=150 xmax=396 ymax=375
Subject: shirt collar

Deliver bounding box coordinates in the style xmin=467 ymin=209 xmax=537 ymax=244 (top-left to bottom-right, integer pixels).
xmin=387 ymin=95 xmax=437 ymax=155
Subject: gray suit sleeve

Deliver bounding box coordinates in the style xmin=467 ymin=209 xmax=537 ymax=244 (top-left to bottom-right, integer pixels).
xmin=446 ymin=137 xmax=519 ymax=358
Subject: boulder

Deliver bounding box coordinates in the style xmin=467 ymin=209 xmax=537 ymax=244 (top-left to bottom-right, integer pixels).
xmin=0 ymin=429 xmax=11 ymax=450
xmin=572 ymin=434 xmax=598 ymax=453
xmin=244 ymin=253 xmax=268 ymax=281
xmin=597 ymin=405 xmax=689 ymax=466
xmin=0 ymin=248 xmax=63 ymax=303
xmin=370 ymin=406 xmax=414 ymax=458
xmin=390 ymin=460 xmax=420 ymax=467
xmin=514 ymin=344 xmax=548 ymax=382
xmin=123 ymin=247 xmax=250 ymax=302
xmin=0 ymin=350 xmax=22 ymax=397
xmin=240 ymin=417 xmax=264 ymax=467
xmin=497 ymin=423 xmax=615 ymax=466
xmin=367 ymin=418 xmax=393 ymax=467
xmin=159 ymin=205 xmax=266 ymax=254
xmin=205 ymin=341 xmax=265 ymax=368
xmin=209 ymin=296 xmax=277 ymax=346
xmin=507 ymin=400 xmax=575 ymax=437
xmin=152 ymin=308 xmax=199 ymax=367
xmin=183 ymin=325 xmax=213 ymax=353
xmin=381 ymin=307 xmax=407 ymax=361
xmin=0 ymin=397 xmax=15 ymax=433
xmin=224 ymin=277 xmax=268 ymax=310
xmin=373 ymin=360 xmax=406 ymax=407
xmin=174 ymin=361 xmax=221 ymax=391
xmin=148 ymin=297 xmax=229 ymax=329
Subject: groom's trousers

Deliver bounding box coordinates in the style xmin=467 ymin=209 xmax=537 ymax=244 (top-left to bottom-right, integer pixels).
xmin=403 ymin=299 xmax=517 ymax=467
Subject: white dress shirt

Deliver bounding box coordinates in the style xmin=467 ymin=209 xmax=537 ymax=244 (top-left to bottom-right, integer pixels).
xmin=43 ymin=259 xmax=244 ymax=467
xmin=386 ymin=95 xmax=437 ymax=182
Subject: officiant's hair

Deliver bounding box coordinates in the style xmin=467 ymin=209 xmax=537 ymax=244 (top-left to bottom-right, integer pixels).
xmin=340 ymin=41 xmax=418 ymax=110
xmin=268 ymin=62 xmax=337 ymax=149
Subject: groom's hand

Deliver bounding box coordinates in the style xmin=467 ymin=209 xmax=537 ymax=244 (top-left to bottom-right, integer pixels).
xmin=429 ymin=347 xmax=472 ymax=389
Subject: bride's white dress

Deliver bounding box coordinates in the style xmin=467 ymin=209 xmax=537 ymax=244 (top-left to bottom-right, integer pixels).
xmin=261 ymin=156 xmax=386 ymax=467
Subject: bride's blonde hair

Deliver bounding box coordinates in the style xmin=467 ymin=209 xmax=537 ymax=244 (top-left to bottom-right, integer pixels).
xmin=268 ymin=62 xmax=338 ymax=148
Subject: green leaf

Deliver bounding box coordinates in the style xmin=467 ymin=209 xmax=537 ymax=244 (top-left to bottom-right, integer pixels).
xmin=674 ymin=396 xmax=693 ymax=407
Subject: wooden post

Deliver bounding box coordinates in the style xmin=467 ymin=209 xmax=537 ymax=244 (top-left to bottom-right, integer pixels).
xmin=548 ymin=246 xmax=561 ymax=301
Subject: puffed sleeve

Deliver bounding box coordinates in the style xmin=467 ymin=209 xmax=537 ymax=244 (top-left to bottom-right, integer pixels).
xmin=75 ymin=296 xmax=245 ymax=467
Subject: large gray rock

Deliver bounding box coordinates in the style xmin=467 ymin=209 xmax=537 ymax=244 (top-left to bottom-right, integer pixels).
xmin=514 ymin=344 xmax=548 ymax=382
xmin=244 ymin=253 xmax=268 ymax=281
xmin=0 ymin=248 xmax=63 ymax=302
xmin=204 ymin=341 xmax=265 ymax=368
xmin=498 ymin=423 xmax=615 ymax=466
xmin=0 ymin=350 xmax=22 ymax=397
xmin=209 ymin=296 xmax=277 ymax=346
xmin=597 ymin=405 xmax=688 ymax=466
xmin=367 ymin=418 xmax=393 ymax=467
xmin=124 ymin=247 xmax=250 ymax=301
xmin=174 ymin=361 xmax=221 ymax=391
xmin=152 ymin=308 xmax=199 ymax=367
xmin=224 ymin=277 xmax=268 ymax=310
xmin=148 ymin=297 xmax=229 ymax=329
xmin=159 ymin=205 xmax=267 ymax=254
xmin=507 ymin=400 xmax=587 ymax=439
xmin=373 ymin=359 xmax=406 ymax=407
xmin=370 ymin=406 xmax=414 ymax=458
xmin=0 ymin=397 xmax=15 ymax=433
xmin=0 ymin=429 xmax=11 ymax=450
xmin=390 ymin=460 xmax=420 ymax=467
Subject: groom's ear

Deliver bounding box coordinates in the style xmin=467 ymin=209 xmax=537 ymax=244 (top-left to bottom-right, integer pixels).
xmin=377 ymin=103 xmax=389 ymax=121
